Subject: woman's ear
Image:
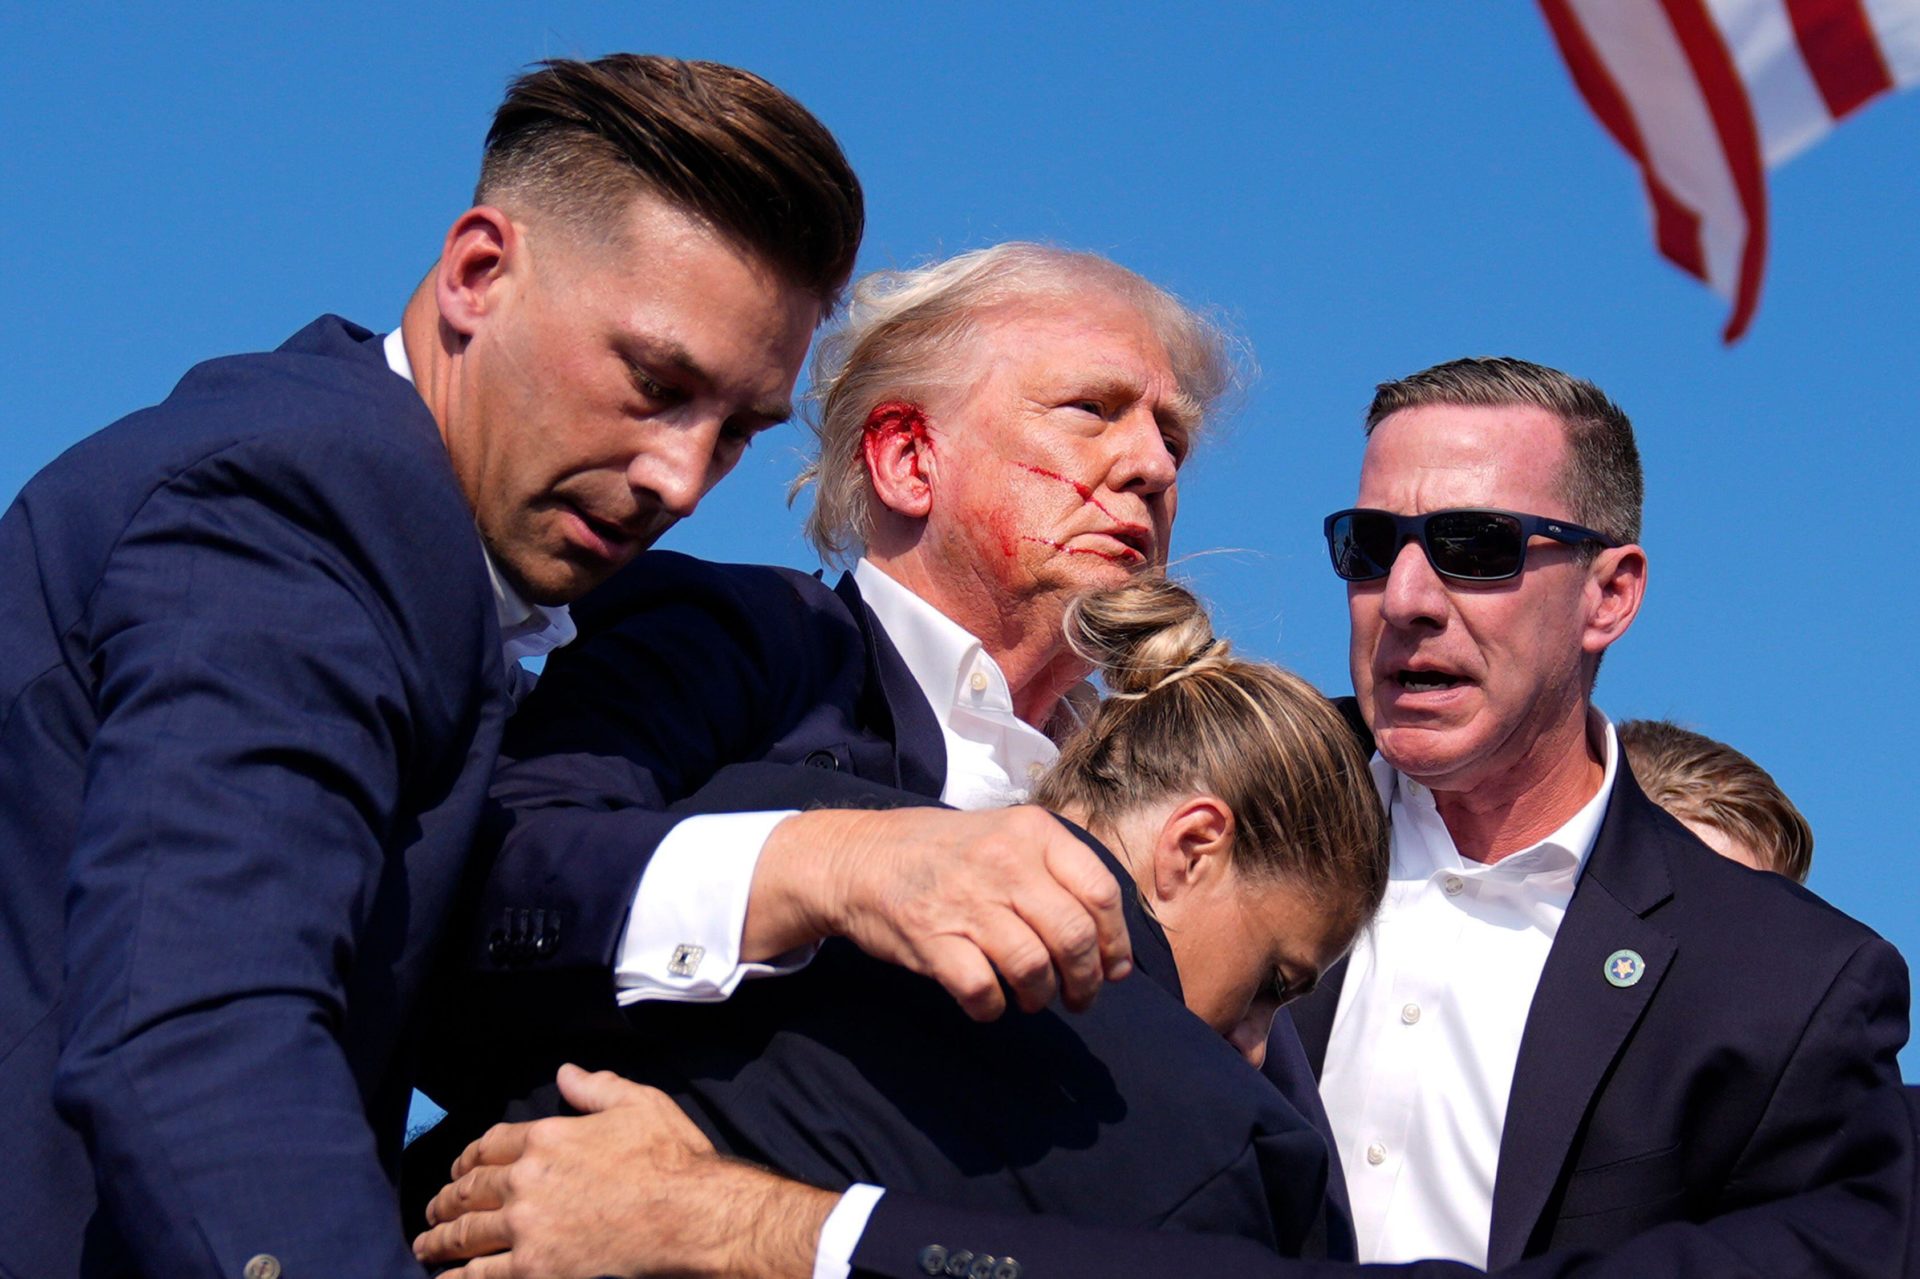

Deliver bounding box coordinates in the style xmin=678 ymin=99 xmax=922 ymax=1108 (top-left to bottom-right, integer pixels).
xmin=1149 ymin=794 xmax=1236 ymax=906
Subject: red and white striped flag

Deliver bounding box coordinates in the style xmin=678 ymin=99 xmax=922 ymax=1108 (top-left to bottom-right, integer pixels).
xmin=1540 ymin=0 xmax=1920 ymax=341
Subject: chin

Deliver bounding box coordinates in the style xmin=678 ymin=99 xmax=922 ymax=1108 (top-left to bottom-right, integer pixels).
xmin=1371 ymin=723 xmax=1479 ymax=786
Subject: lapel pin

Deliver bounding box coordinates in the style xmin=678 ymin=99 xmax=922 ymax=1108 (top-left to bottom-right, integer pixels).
xmin=1603 ymin=948 xmax=1645 ymax=988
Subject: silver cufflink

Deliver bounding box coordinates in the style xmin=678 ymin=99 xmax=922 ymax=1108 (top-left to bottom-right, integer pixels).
xmin=668 ymin=943 xmax=705 ymax=978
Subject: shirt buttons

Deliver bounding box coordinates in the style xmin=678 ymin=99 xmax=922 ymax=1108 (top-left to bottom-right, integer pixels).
xmin=968 ymin=670 xmax=990 ymax=693
xmin=1366 ymin=1142 xmax=1388 ymax=1165
xmin=1442 ymin=874 xmax=1465 ymax=896
xmin=1025 ymin=762 xmax=1045 ymax=781
xmin=1400 ymin=1002 xmax=1422 ymax=1025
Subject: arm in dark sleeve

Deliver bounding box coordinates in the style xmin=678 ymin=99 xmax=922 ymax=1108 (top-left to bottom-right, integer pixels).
xmin=853 ymin=1078 xmax=1918 ymax=1279
xmin=51 ymin=437 xmax=483 ymax=1278
xmin=1718 ymin=935 xmax=1909 ymax=1211
xmin=474 ymin=559 xmax=865 ymax=983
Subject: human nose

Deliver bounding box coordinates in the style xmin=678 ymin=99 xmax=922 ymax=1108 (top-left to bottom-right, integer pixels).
xmin=1379 ymin=536 xmax=1449 ymax=629
xmin=628 ymin=422 xmax=721 ymax=520
xmin=1229 ymin=1007 xmax=1277 ymax=1068
xmin=1112 ymin=410 xmax=1179 ymax=496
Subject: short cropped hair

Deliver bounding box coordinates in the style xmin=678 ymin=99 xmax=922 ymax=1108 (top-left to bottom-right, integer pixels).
xmin=478 ymin=54 xmax=864 ymax=305
xmin=1619 ymin=719 xmax=1813 ymax=883
xmin=794 ymin=243 xmax=1240 ymax=564
xmin=1036 ymin=576 xmax=1388 ymax=935
xmin=1365 ymin=357 xmax=1643 ymax=549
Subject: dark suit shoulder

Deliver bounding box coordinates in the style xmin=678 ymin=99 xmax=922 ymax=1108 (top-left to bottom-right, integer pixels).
xmin=566 ymin=550 xmax=843 ymax=641
xmin=1634 ymin=784 xmax=1894 ymax=961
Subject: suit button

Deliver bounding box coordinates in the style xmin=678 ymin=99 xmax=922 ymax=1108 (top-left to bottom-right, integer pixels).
xmin=243 ymin=1256 xmax=281 ymax=1279
xmin=967 ymin=1255 xmax=999 ymax=1279
xmin=917 ymin=1244 xmax=949 ymax=1275
xmin=944 ymin=1251 xmax=975 ymax=1277
xmin=804 ymin=749 xmax=840 ymax=770
xmin=994 ymin=1260 xmax=1023 ymax=1279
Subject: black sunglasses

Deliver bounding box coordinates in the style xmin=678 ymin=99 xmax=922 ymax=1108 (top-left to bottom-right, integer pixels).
xmin=1323 ymin=507 xmax=1620 ymax=583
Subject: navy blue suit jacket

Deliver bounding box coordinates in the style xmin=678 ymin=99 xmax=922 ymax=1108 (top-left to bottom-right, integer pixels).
xmin=497 ymin=762 xmax=1334 ymax=1254
xmin=414 ymin=553 xmax=946 ymax=1079
xmin=850 ymin=1080 xmax=1920 ymax=1278
xmin=413 ymin=555 xmax=1345 ymax=1253
xmin=1287 ymin=732 xmax=1909 ymax=1265
xmin=0 ymin=317 xmax=509 ymax=1277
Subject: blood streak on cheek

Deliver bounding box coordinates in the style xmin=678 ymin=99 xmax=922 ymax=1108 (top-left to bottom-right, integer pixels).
xmin=986 ymin=510 xmax=1019 ymax=558
xmin=1018 ymin=535 xmax=1136 ymax=564
xmin=1015 ymin=463 xmax=1153 ymax=548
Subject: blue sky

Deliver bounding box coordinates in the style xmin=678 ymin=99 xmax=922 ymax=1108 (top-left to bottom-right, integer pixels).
xmin=5 ymin=4 xmax=1915 ymax=1078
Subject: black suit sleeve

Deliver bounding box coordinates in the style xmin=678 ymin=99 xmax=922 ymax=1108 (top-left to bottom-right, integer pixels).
xmin=50 ymin=428 xmax=487 ymax=1278
xmin=850 ymin=1079 xmax=1919 ymax=1279
xmin=1718 ymin=935 xmax=1909 ymax=1212
xmin=472 ymin=559 xmax=870 ymax=985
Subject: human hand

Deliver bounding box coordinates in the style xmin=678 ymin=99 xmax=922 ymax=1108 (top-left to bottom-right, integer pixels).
xmin=745 ymin=805 xmax=1132 ymax=1020
xmin=413 ymin=1064 xmax=832 ymax=1279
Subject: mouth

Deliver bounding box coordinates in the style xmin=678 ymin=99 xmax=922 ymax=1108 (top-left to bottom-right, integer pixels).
xmin=561 ymin=502 xmax=645 ymax=563
xmin=1101 ymin=523 xmax=1155 ymax=561
xmin=1392 ymin=666 xmax=1468 ymax=694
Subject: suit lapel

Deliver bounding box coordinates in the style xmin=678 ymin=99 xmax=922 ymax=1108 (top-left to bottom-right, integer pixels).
xmin=833 ymin=572 xmax=946 ymax=798
xmin=1487 ymin=769 xmax=1677 ymax=1267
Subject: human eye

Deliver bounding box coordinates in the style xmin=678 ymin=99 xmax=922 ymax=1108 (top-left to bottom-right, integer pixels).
xmin=624 ymin=360 xmax=679 ymax=407
xmin=1162 ymin=429 xmax=1191 ymax=467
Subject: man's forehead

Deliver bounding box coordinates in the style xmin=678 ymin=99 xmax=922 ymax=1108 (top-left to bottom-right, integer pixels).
xmin=1357 ymin=402 xmax=1568 ymax=505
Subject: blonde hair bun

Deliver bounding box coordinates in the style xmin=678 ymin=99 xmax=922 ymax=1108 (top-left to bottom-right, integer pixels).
xmin=1063 ymin=576 xmax=1229 ymax=699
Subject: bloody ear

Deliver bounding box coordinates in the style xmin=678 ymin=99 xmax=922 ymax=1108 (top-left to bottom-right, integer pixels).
xmin=862 ymin=401 xmax=936 ymax=520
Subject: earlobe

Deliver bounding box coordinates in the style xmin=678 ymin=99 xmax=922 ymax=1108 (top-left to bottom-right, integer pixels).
xmin=862 ymin=401 xmax=936 ymax=520
xmin=434 ymin=206 xmax=517 ymax=338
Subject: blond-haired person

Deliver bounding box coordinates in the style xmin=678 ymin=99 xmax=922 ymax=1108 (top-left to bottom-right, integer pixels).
xmin=419 ymin=577 xmax=1385 ymax=1271
xmin=1618 ymin=719 xmax=1812 ymax=882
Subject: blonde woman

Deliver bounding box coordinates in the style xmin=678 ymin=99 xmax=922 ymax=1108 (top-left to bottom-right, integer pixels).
xmin=426 ymin=576 xmax=1385 ymax=1261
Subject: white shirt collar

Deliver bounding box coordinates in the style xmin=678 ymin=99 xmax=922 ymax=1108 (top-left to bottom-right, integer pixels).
xmin=382 ymin=328 xmax=576 ymax=664
xmin=852 ymin=558 xmax=1059 ymax=807
xmin=854 ymin=558 xmax=1014 ymax=720
xmin=1375 ymin=709 xmax=1619 ymax=883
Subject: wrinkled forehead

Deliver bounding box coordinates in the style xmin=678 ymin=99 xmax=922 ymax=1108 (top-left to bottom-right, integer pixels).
xmin=946 ymin=291 xmax=1201 ymax=421
xmin=1356 ymin=403 xmax=1571 ymax=513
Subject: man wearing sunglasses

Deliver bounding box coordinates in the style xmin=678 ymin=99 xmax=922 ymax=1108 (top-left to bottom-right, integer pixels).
xmin=1287 ymin=356 xmax=1909 ymax=1269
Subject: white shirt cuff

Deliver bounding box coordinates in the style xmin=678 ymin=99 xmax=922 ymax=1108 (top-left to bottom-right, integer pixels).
xmin=612 ymin=810 xmax=810 ymax=1004
xmin=813 ymin=1184 xmax=886 ymax=1279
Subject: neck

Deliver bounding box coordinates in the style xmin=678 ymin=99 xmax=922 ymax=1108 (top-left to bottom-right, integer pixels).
xmin=864 ymin=552 xmax=1088 ymax=729
xmin=399 ymin=273 xmax=457 ymax=447
xmin=1428 ymin=710 xmax=1605 ymax=864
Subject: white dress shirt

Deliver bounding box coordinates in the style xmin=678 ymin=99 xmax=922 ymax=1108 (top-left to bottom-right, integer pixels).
xmin=1319 ymin=714 xmax=1619 ymax=1266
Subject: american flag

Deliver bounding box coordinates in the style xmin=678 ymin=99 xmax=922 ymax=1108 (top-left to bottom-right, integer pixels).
xmin=1541 ymin=0 xmax=1920 ymax=340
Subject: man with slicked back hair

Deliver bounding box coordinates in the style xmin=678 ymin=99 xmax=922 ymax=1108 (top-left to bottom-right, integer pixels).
xmin=1 ymin=52 xmax=861 ymax=1278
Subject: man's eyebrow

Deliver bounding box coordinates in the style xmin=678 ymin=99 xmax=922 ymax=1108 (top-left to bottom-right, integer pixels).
xmin=623 ymin=336 xmax=793 ymax=424
xmin=1158 ymin=389 xmax=1203 ymax=438
xmin=1061 ymin=373 xmax=1203 ymax=436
